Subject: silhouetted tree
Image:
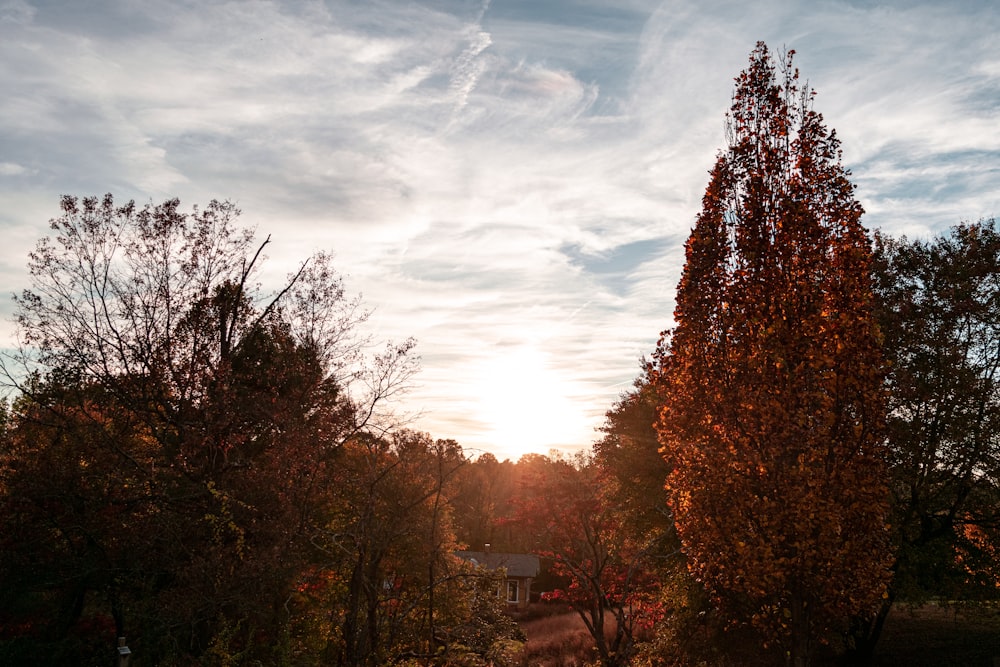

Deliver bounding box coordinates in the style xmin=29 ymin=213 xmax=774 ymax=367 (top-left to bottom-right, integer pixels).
xmin=0 ymin=194 xmax=417 ymax=664
xmin=849 ymin=219 xmax=1000 ymax=659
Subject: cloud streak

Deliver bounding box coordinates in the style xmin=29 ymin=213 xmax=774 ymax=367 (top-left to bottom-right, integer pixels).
xmin=1 ymin=0 xmax=997 ymax=460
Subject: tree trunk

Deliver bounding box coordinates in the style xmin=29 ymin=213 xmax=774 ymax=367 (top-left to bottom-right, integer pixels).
xmin=789 ymin=592 xmax=812 ymax=667
xmin=331 ymin=547 xmax=368 ymax=666
xmin=845 ymin=596 xmax=893 ymax=665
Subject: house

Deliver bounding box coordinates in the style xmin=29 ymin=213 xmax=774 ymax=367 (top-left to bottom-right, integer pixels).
xmin=455 ymin=549 xmax=540 ymax=611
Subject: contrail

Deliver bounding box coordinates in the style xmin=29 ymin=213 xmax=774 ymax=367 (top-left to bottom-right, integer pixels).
xmin=448 ymin=0 xmax=493 ymax=116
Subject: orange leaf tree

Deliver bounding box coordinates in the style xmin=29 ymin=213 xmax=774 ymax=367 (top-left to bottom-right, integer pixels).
xmin=511 ymin=454 xmax=657 ymax=667
xmin=653 ymin=43 xmax=891 ymax=666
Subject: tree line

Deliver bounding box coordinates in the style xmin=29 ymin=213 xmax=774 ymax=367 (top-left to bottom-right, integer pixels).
xmin=0 ymin=195 xmax=518 ymax=666
xmin=2 ymin=42 xmax=999 ymax=666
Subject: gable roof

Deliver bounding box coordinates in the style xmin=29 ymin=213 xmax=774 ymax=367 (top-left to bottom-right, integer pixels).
xmin=455 ymin=551 xmax=540 ymax=578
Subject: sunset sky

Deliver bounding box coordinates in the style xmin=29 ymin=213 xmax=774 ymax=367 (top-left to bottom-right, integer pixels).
xmin=2 ymin=0 xmax=997 ymax=461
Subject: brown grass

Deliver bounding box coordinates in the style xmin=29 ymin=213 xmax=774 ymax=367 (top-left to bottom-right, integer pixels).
xmin=510 ymin=603 xmax=1000 ymax=666
xmin=870 ymin=603 xmax=1000 ymax=667
xmin=517 ymin=608 xmax=602 ymax=667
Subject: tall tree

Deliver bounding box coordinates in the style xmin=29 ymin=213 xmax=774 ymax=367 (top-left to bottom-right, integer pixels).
xmin=0 ymin=194 xmax=417 ymax=664
xmin=654 ymin=43 xmax=891 ymax=666
xmin=849 ymin=219 xmax=1000 ymax=656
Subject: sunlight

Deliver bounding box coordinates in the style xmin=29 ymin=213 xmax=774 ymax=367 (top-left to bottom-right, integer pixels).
xmin=474 ymin=346 xmax=589 ymax=461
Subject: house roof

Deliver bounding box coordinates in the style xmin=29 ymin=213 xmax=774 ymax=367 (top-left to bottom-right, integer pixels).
xmin=455 ymin=551 xmax=540 ymax=578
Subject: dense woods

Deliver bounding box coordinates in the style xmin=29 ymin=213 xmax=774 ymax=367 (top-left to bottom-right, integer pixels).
xmin=2 ymin=44 xmax=999 ymax=666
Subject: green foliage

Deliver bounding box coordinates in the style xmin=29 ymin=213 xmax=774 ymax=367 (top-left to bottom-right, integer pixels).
xmin=450 ymin=452 xmax=519 ymax=552
xmin=434 ymin=566 xmax=525 ymax=666
xmin=306 ymin=431 xmax=495 ymax=666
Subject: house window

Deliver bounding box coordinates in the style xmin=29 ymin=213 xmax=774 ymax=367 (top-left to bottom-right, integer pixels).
xmin=507 ymin=580 xmax=519 ymax=603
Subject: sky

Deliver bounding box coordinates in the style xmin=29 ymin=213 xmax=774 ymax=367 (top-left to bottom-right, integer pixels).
xmin=1 ymin=0 xmax=998 ymax=462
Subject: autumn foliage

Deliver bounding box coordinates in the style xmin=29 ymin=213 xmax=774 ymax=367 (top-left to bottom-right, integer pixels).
xmin=0 ymin=195 xmax=420 ymax=665
xmin=653 ymin=43 xmax=892 ymax=665
xmin=4 ymin=44 xmax=1000 ymax=667
xmin=510 ymin=455 xmax=662 ymax=667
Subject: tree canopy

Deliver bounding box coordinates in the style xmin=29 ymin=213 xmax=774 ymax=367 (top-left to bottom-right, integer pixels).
xmin=0 ymin=194 xmax=420 ymax=664
xmin=653 ymin=43 xmax=891 ymax=666
xmin=874 ymin=220 xmax=1000 ymax=598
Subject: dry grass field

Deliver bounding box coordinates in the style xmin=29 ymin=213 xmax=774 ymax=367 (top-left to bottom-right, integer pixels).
xmin=517 ymin=607 xmax=602 ymax=667
xmin=870 ymin=603 xmax=1000 ymax=667
xmin=512 ymin=603 xmax=1000 ymax=666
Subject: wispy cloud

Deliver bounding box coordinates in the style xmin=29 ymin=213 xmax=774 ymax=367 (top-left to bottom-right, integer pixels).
xmin=1 ymin=0 xmax=997 ymax=460
xmin=448 ymin=0 xmax=492 ymax=116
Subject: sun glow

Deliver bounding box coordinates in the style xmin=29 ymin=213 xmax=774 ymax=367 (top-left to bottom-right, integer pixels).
xmin=473 ymin=346 xmax=590 ymax=461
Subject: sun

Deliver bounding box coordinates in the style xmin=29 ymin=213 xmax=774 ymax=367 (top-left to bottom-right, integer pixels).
xmin=473 ymin=346 xmax=590 ymax=461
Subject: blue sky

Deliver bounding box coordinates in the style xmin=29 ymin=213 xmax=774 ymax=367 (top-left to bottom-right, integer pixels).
xmin=2 ymin=0 xmax=998 ymax=461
